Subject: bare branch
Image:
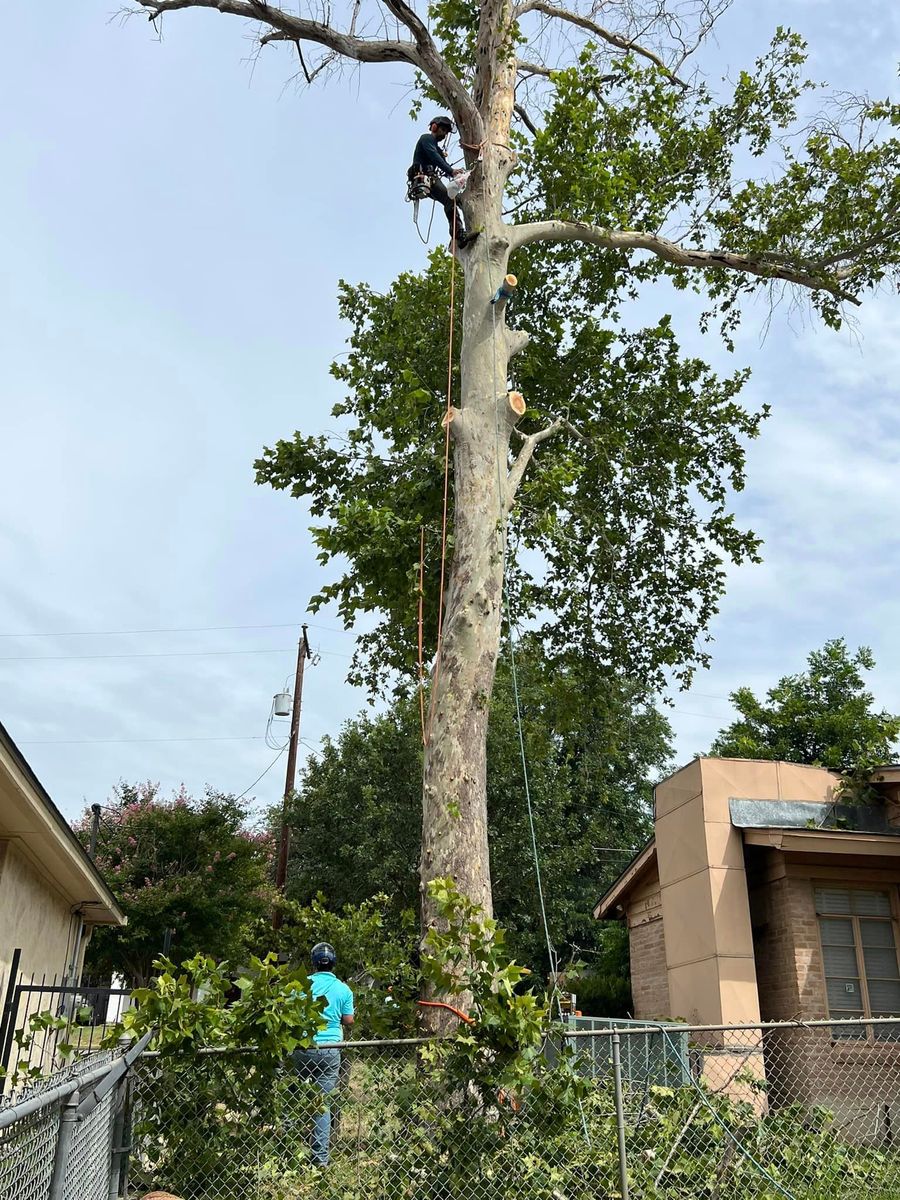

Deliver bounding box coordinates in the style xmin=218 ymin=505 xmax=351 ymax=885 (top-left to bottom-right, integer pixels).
xmin=513 ymin=0 xmax=687 ymax=87
xmin=136 ymin=0 xmax=412 ymax=59
xmin=517 ymin=59 xmax=554 ymax=79
xmin=508 ymin=219 xmax=862 ymax=305
xmin=131 ymin=0 xmax=480 ymax=137
xmin=379 ymin=0 xmax=481 ymax=139
xmin=513 ymin=102 xmax=539 ymax=136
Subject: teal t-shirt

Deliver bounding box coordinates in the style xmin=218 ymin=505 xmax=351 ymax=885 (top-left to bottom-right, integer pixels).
xmin=309 ymin=971 xmax=354 ymax=1044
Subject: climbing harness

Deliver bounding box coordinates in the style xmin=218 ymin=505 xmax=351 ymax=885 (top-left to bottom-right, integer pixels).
xmin=406 ymin=172 xmax=432 ymax=202
xmin=406 ymin=171 xmax=436 ymax=244
xmin=405 ymin=141 xmax=469 ymax=246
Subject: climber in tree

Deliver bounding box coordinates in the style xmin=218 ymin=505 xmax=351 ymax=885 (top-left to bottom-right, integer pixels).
xmin=408 ymin=116 xmax=477 ymax=249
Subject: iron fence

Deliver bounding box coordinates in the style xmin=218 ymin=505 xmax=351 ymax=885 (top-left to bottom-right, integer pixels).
xmin=0 ymin=972 xmax=130 ymax=1079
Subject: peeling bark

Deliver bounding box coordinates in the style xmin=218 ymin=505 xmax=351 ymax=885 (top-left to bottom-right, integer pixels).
xmin=419 ymin=10 xmax=524 ymax=1028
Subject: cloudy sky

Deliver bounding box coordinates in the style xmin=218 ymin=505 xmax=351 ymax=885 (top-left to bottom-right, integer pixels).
xmin=2 ymin=0 xmax=898 ymax=826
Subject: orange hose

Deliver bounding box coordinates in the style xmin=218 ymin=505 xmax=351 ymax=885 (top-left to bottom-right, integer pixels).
xmin=417 ymin=998 xmax=475 ymax=1025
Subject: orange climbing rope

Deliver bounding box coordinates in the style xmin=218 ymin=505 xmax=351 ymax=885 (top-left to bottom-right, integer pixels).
xmin=424 ymin=204 xmax=459 ymax=745
xmin=418 ymin=525 xmax=427 ymax=745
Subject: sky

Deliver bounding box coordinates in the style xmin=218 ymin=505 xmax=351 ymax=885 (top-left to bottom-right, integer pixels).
xmin=1 ymin=0 xmax=898 ymax=826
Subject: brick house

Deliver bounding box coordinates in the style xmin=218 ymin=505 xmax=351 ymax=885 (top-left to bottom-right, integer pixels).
xmin=595 ymin=758 xmax=900 ymax=1133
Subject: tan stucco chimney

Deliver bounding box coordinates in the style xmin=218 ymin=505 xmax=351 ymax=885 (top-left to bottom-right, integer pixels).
xmin=654 ymin=758 xmax=837 ymax=1026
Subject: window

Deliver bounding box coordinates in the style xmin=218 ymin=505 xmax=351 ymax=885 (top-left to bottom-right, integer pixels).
xmin=816 ymin=887 xmax=900 ymax=1040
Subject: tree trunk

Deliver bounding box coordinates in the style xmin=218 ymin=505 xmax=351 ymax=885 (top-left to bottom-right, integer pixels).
xmin=419 ymin=52 xmax=520 ymax=1026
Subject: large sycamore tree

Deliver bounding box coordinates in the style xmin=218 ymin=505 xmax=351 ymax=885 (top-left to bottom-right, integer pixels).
xmin=125 ymin=0 xmax=899 ymax=950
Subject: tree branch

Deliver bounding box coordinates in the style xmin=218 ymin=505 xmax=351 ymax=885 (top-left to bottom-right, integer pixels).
xmin=516 ymin=59 xmax=554 ymax=79
xmin=506 ymin=417 xmax=564 ymax=508
xmin=508 ymin=219 xmax=862 ymax=304
xmin=513 ymin=0 xmax=687 ymax=87
xmin=132 ymin=0 xmax=480 ymax=136
xmin=378 ymin=0 xmax=481 ymax=139
xmin=506 ymin=327 xmax=531 ymax=357
xmin=513 ymin=102 xmax=539 ymax=136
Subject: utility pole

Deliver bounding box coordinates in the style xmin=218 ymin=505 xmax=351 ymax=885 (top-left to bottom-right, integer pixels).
xmin=273 ymin=623 xmax=312 ymax=930
xmin=87 ymin=804 xmax=102 ymax=860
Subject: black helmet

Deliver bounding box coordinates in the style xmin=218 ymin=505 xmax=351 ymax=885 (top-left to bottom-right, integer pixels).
xmin=430 ymin=115 xmax=454 ymax=134
xmin=311 ymin=941 xmax=337 ymax=970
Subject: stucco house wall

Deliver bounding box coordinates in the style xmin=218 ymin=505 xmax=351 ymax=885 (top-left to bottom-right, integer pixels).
xmin=0 ymin=720 xmax=124 ymax=989
xmin=653 ymin=758 xmax=837 ymax=1028
xmin=0 ymin=841 xmax=83 ymax=988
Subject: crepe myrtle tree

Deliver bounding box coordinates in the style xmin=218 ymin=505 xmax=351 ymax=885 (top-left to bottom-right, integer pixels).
xmin=124 ymin=0 xmax=899 ymax=969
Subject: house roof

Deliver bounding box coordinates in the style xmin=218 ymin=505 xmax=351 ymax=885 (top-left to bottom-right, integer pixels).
xmin=593 ymin=840 xmax=657 ymax=920
xmin=593 ymin=759 xmax=900 ymax=922
xmin=0 ymin=719 xmax=125 ymax=926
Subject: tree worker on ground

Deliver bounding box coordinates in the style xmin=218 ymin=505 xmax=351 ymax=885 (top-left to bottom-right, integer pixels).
xmin=408 ymin=116 xmax=478 ymax=249
xmin=291 ymin=941 xmax=354 ymax=1168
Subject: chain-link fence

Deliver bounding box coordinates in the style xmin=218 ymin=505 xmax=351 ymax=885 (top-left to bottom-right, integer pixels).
xmin=125 ymin=1018 xmax=900 ymax=1200
xmin=0 ymin=1043 xmax=138 ymax=1200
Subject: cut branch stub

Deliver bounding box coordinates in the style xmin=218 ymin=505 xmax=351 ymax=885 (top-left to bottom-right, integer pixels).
xmin=491 ymin=274 xmax=518 ymax=304
xmin=507 ymin=390 xmax=526 ymax=416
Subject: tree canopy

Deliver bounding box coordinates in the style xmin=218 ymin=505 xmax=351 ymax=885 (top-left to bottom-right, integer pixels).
xmin=240 ymin=16 xmax=900 ymax=700
xmin=285 ymin=641 xmax=671 ymax=971
xmin=709 ymin=638 xmax=900 ymax=777
xmin=258 ymin=252 xmax=765 ymax=698
xmin=75 ymin=783 xmax=272 ymax=986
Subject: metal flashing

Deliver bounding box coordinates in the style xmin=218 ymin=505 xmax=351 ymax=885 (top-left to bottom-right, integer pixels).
xmin=729 ymin=797 xmax=900 ymax=836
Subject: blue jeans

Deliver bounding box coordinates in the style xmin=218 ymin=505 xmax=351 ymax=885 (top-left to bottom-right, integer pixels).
xmin=292 ymin=1047 xmax=341 ymax=1165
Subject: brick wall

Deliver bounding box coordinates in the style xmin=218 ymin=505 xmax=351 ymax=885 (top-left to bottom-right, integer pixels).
xmin=628 ymin=913 xmax=670 ymax=1019
xmin=751 ymin=856 xmax=900 ymax=1134
xmin=751 ymin=869 xmax=827 ymax=1022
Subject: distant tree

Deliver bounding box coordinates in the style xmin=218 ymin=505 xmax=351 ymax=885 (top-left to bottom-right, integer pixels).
xmin=75 ymin=783 xmax=272 ymax=987
xmin=276 ymin=894 xmax=421 ymax=1037
xmin=287 ymin=641 xmax=671 ymax=974
xmin=709 ymin=639 xmax=900 ymax=781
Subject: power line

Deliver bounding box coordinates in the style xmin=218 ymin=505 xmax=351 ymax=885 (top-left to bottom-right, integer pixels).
xmin=235 ymin=748 xmax=287 ymax=801
xmin=0 ymin=646 xmax=355 ymax=664
xmin=670 ymin=708 xmax=728 ymax=720
xmin=0 ymin=621 xmax=350 ymax=639
xmin=17 ymin=735 xmax=266 ymax=746
xmin=0 ymin=647 xmax=296 ymax=663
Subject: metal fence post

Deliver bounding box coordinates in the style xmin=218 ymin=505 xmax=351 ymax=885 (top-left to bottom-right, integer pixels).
xmin=48 ymin=1088 xmax=80 ymax=1200
xmin=107 ymin=1076 xmax=127 ymax=1200
xmin=611 ymin=1032 xmax=630 ymax=1200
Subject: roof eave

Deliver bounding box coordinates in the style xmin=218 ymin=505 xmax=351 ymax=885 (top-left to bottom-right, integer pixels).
xmin=593 ymin=840 xmax=657 ymax=921
xmin=0 ymin=719 xmax=126 ymax=925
